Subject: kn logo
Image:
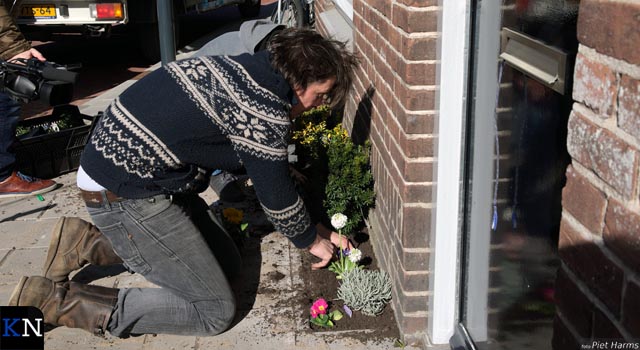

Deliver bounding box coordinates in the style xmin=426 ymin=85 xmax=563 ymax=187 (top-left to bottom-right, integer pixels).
xmin=0 ymin=307 xmax=44 ymax=350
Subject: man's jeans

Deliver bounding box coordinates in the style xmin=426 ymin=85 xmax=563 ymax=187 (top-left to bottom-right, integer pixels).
xmin=87 ymin=192 xmax=242 ymax=337
xmin=0 ymin=93 xmax=21 ymax=181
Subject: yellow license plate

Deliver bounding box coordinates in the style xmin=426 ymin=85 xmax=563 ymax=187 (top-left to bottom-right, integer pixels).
xmin=20 ymin=5 xmax=56 ymax=19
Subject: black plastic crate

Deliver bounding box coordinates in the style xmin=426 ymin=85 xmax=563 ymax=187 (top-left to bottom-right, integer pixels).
xmin=13 ymin=105 xmax=100 ymax=179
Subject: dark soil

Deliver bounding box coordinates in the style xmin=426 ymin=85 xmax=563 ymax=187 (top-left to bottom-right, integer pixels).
xmin=294 ymin=231 xmax=400 ymax=340
xmin=215 ymin=175 xmax=400 ymax=341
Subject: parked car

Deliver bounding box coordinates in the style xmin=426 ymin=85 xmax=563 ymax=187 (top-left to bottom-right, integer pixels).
xmin=9 ymin=0 xmax=261 ymax=61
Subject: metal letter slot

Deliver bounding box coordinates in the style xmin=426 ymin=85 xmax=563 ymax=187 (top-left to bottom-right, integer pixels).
xmin=499 ymin=28 xmax=569 ymax=95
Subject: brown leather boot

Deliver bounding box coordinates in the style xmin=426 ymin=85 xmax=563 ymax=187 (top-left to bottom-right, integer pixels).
xmin=43 ymin=217 xmax=123 ymax=283
xmin=8 ymin=276 xmax=118 ymax=336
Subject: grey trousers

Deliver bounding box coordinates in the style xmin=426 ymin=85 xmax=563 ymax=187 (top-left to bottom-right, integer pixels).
xmin=86 ymin=193 xmax=242 ymax=337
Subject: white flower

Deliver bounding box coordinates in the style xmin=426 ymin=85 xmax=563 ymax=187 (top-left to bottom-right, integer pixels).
xmin=331 ymin=213 xmax=348 ymax=230
xmin=347 ymin=248 xmax=362 ymax=263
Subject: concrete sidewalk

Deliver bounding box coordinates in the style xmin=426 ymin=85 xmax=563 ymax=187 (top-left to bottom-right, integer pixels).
xmin=0 ymin=21 xmax=418 ymax=350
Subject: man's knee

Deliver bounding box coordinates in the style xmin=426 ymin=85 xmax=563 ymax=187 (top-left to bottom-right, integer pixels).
xmin=197 ymin=298 xmax=236 ymax=336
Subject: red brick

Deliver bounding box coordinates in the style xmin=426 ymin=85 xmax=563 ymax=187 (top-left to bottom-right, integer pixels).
xmin=552 ymin=316 xmax=582 ymax=350
xmin=562 ymin=165 xmax=607 ymax=234
xmin=397 ymin=314 xmax=428 ymax=335
xmin=400 ymin=182 xmax=432 ymax=204
xmin=395 ymin=0 xmax=437 ymax=7
xmin=396 ymin=59 xmax=436 ymax=86
xmin=554 ymin=268 xmax=593 ymax=337
xmin=618 ymin=75 xmax=640 ymax=141
xmin=397 ymin=291 xmax=428 ymax=312
xmin=603 ymin=198 xmax=640 ymax=271
xmin=370 ymin=8 xmax=389 ymax=39
xmin=402 ymin=35 xmax=438 ymax=61
xmin=369 ymin=0 xmax=391 ymax=19
xmin=559 ymin=217 xmax=624 ymax=316
xmin=379 ymin=37 xmax=400 ymax=72
xmin=404 ymin=159 xmax=433 ymax=183
xmin=401 ymin=248 xmax=428 ymax=271
xmin=396 ymin=265 xmax=429 ymax=293
xmin=396 ymin=109 xmax=435 ymax=135
xmin=567 ymin=110 xmax=638 ymax=197
xmin=398 ymin=132 xmax=433 ymax=158
xmin=391 ymin=4 xmax=438 ymax=33
xmin=622 ymin=280 xmax=640 ymax=339
xmin=386 ymin=24 xmax=403 ymax=51
xmin=593 ymin=308 xmax=623 ymax=340
xmin=573 ymin=54 xmax=618 ymax=117
xmin=401 ymin=206 xmax=430 ymax=248
xmin=387 ymin=112 xmax=401 ymax=144
xmin=396 ymin=82 xmax=436 ymax=111
xmin=577 ymin=0 xmax=640 ymax=65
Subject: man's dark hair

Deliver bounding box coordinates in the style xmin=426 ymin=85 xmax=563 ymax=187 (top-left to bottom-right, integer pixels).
xmin=268 ymin=28 xmax=359 ymax=109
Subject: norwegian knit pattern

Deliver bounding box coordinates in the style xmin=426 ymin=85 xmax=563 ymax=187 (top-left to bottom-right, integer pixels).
xmin=90 ymin=97 xmax=182 ymax=179
xmin=86 ymin=55 xmax=313 ymax=245
xmin=167 ymin=56 xmax=310 ymax=241
xmin=167 ymin=56 xmax=290 ymax=161
xmin=261 ymin=197 xmax=311 ymax=239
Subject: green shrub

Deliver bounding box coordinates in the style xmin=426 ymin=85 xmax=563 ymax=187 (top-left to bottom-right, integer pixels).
xmin=291 ymin=108 xmax=375 ymax=236
xmin=323 ymin=124 xmax=375 ymax=235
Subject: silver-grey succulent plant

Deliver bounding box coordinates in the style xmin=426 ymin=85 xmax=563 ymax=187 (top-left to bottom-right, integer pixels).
xmin=337 ymin=268 xmax=392 ymax=316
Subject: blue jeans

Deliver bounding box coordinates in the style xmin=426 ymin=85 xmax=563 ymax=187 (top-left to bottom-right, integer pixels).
xmin=86 ymin=192 xmax=242 ymax=337
xmin=0 ymin=93 xmax=21 ymax=181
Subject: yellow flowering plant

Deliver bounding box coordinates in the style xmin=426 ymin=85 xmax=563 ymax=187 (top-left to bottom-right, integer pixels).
xmin=222 ymin=207 xmax=249 ymax=236
xmin=290 ymin=107 xmax=375 ymax=237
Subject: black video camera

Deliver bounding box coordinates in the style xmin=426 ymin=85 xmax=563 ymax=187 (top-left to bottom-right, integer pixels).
xmin=0 ymin=58 xmax=80 ymax=106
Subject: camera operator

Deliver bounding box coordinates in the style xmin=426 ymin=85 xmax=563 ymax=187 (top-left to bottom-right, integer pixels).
xmin=0 ymin=2 xmax=57 ymax=198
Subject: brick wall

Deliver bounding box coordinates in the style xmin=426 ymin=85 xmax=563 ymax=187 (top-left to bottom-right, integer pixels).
xmin=314 ymin=0 xmax=439 ymax=345
xmin=553 ymin=0 xmax=640 ymax=347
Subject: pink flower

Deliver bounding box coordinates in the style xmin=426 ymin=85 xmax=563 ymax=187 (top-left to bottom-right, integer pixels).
xmin=310 ymin=298 xmax=328 ymax=318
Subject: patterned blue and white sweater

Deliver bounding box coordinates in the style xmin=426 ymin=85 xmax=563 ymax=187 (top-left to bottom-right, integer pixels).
xmin=80 ymin=51 xmax=316 ymax=248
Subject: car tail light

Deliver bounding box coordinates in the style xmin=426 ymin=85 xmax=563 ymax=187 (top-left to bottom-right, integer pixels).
xmin=89 ymin=3 xmax=123 ymax=20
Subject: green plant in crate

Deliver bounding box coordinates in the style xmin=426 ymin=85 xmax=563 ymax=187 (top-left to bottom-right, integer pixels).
xmin=322 ymin=124 xmax=375 ymax=236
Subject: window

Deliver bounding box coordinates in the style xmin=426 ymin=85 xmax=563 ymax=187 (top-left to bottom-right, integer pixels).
xmin=333 ymin=0 xmax=353 ymax=21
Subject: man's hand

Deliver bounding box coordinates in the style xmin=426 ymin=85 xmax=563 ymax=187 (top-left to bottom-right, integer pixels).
xmin=289 ymin=166 xmax=307 ymax=185
xmin=10 ymin=48 xmax=46 ymax=62
xmin=308 ymin=233 xmax=335 ymax=270
xmin=308 ymin=223 xmax=355 ymax=270
xmin=316 ymin=222 xmax=354 ymax=251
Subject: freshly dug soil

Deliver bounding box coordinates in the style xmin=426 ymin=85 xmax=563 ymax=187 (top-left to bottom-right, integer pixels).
xmin=295 ymin=231 xmax=400 ymax=340
xmin=214 ymin=178 xmax=400 ymax=341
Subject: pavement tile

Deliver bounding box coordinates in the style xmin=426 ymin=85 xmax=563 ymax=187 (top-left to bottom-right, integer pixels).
xmin=0 ymin=247 xmax=47 ymax=286
xmin=142 ymin=334 xmax=197 ymax=350
xmin=295 ymin=331 xmax=401 ymax=349
xmin=45 ymin=329 xmax=145 ymax=350
xmin=0 ymin=219 xmax=57 ymax=250
xmin=39 ymin=183 xmax=88 ymax=220
xmin=0 ymin=195 xmax=56 ymax=221
xmin=199 ymin=305 xmax=298 ymax=349
xmin=0 ymin=282 xmax=17 ymax=305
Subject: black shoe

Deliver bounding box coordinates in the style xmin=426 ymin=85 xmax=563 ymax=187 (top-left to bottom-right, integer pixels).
xmin=210 ymin=172 xmax=246 ymax=203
